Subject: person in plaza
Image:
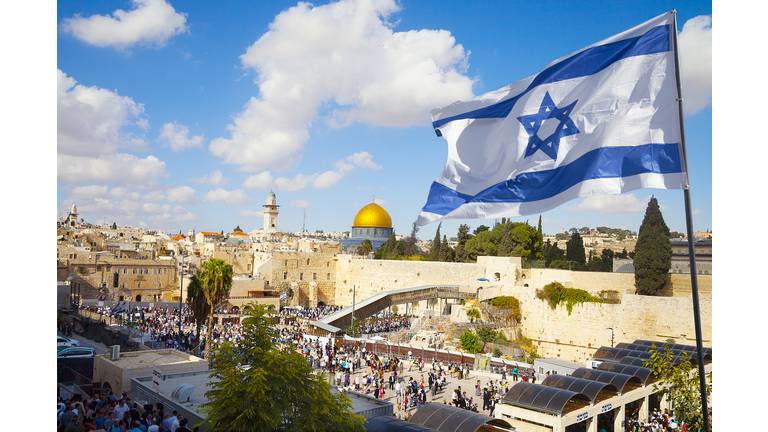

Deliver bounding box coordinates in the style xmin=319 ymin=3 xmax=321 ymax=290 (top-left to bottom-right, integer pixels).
xmin=475 ymin=379 xmax=481 ymax=396
xmin=488 ymin=397 xmax=496 ymax=416
xmin=512 ymin=365 xmax=518 ymax=381
xmin=417 ymin=388 xmax=427 ymax=408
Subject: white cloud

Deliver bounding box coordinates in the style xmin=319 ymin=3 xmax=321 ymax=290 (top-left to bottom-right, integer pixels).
xmin=346 ymin=151 xmax=383 ymax=170
xmin=142 ymin=190 xmax=166 ymax=202
xmin=678 ymin=15 xmax=712 ymax=115
xmin=166 ymin=185 xmax=198 ymax=205
xmin=69 ymin=185 xmax=110 ymax=201
xmin=159 ymin=122 xmax=205 ymax=151
xmin=209 ymin=0 xmax=474 ymax=171
xmin=312 ymin=170 xmax=346 ymax=189
xmin=242 ymin=171 xmax=274 ymax=190
xmin=109 ymin=187 xmax=142 ymax=201
xmin=58 ymin=153 xmax=166 ymax=186
xmin=289 ymin=200 xmax=311 ymax=208
xmin=274 ymin=174 xmax=313 ymax=192
xmin=58 ymin=69 xmax=149 ymax=157
xmin=61 ymin=0 xmax=188 ymax=50
xmin=189 ymin=170 xmax=230 ymax=187
xmin=204 ymin=188 xmax=253 ymax=205
xmin=569 ymin=194 xmax=649 ymax=215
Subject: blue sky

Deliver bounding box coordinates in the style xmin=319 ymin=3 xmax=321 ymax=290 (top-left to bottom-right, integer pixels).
xmin=55 ymin=0 xmax=712 ymax=239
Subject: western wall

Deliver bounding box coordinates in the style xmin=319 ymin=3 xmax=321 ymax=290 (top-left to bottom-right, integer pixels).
xmin=328 ymin=255 xmax=712 ymax=362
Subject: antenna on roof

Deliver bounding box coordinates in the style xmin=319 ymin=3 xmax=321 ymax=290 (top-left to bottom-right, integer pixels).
xmin=302 ymin=208 xmax=306 ymax=233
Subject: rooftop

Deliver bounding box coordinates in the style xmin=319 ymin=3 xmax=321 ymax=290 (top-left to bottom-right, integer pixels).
xmin=103 ymin=349 xmax=207 ymax=370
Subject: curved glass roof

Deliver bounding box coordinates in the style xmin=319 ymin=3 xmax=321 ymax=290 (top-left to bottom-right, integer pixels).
xmin=364 ymin=415 xmax=439 ymax=432
xmin=541 ymin=374 xmax=618 ymax=404
xmin=408 ymin=403 xmax=512 ymax=432
xmin=570 ymin=367 xmax=643 ymax=394
xmin=631 ymin=340 xmax=712 ymax=362
xmin=619 ymin=355 xmax=698 ymax=368
xmin=501 ymin=382 xmax=591 ymax=416
xmin=596 ymin=362 xmax=654 ymax=386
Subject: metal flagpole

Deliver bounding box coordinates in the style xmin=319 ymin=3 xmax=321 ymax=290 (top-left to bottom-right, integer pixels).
xmin=670 ymin=10 xmax=710 ymax=432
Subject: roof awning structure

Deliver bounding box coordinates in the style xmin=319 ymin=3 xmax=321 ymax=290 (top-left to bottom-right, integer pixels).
xmin=408 ymin=403 xmax=513 ymax=432
xmin=595 ymin=362 xmax=655 ymax=386
xmin=570 ymin=367 xmax=643 ymax=394
xmin=502 ymin=382 xmax=591 ymax=416
xmin=541 ymin=375 xmax=619 ymax=405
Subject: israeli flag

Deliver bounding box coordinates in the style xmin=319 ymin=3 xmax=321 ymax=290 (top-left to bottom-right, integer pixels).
xmin=418 ymin=12 xmax=686 ymax=225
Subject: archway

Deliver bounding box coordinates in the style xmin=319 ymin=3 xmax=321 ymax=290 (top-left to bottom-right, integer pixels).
xmin=317 ymin=301 xmax=326 ymax=307
xmin=135 ymin=294 xmax=142 ymax=302
xmin=101 ymin=382 xmax=113 ymax=397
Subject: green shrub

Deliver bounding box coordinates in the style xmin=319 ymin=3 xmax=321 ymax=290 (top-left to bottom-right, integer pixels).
xmin=536 ymin=282 xmax=604 ymax=315
xmin=488 ymin=296 xmax=522 ymax=322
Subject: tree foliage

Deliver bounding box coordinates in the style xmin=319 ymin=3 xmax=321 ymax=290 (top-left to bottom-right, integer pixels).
xmin=459 ymin=330 xmax=482 ymax=354
xmin=185 ymin=274 xmax=211 ymax=353
xmin=634 ymin=197 xmax=672 ymax=295
xmin=200 ymin=303 xmax=367 ymax=432
xmin=465 ymin=308 xmax=481 ymax=323
xmin=357 ymin=239 xmax=372 ymax=256
xmin=565 ymin=232 xmax=586 ymax=267
xmin=643 ymin=345 xmax=712 ymax=432
xmin=200 ymin=258 xmax=233 ymax=359
xmin=487 ymin=296 xmax=522 ymax=323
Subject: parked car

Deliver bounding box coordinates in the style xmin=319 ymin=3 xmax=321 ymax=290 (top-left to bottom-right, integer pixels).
xmin=57 ymin=336 xmax=80 ymax=349
xmin=57 ymin=347 xmax=95 ymax=358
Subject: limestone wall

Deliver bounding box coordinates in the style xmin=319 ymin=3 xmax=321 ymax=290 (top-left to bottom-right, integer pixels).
xmin=269 ymin=252 xmax=338 ymax=307
xmin=503 ymin=283 xmax=712 ymax=362
xmin=333 ymin=256 xmax=521 ymax=308
xmin=521 ymin=268 xmax=712 ymax=299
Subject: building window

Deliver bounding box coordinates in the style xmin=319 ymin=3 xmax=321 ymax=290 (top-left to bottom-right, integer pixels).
xmin=326 ymin=262 xmax=330 ymax=267
xmin=133 ymin=269 xmax=137 ymax=274
xmin=139 ymin=268 xmax=143 ymax=275
xmin=124 ymin=268 xmax=127 ymax=274
xmin=283 ymin=272 xmax=287 ymax=279
xmin=307 ymin=259 xmax=310 ymax=265
xmin=313 ymin=273 xmax=316 ymax=280
xmin=164 ymin=268 xmax=167 ymax=274
xmin=285 ymin=260 xmax=288 ymax=266
xmin=327 ymin=273 xmax=330 ymax=280
xmin=153 ymin=268 xmax=157 ymax=274
xmin=158 ymin=282 xmax=162 ymax=288
xmin=145 ymin=268 xmax=148 ymax=274
xmin=138 ymin=282 xmax=142 ymax=288
xmin=300 ymin=273 xmax=304 ymax=281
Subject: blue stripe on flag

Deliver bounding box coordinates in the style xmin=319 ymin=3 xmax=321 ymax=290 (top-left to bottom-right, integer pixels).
xmin=432 ymin=24 xmax=670 ymax=129
xmin=421 ymin=143 xmax=682 ymax=216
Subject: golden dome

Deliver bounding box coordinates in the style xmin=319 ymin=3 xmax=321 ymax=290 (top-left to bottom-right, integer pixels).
xmin=353 ymin=202 xmax=392 ymax=228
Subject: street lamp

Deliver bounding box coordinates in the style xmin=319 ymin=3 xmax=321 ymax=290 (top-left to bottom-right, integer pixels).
xmin=606 ymin=327 xmax=614 ymax=348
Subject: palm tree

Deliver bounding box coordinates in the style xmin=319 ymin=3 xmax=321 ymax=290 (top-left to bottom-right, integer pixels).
xmin=185 ymin=274 xmax=210 ymax=355
xmin=199 ymin=258 xmax=233 ymax=360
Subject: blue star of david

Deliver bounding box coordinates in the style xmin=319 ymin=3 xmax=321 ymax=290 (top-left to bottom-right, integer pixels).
xmin=517 ymin=92 xmax=580 ymax=160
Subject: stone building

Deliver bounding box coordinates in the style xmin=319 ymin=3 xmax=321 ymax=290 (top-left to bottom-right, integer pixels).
xmin=265 ymin=251 xmax=338 ymax=308
xmin=60 ymin=252 xmax=178 ymax=302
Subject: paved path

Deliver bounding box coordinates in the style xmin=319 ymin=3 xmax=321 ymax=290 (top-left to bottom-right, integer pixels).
xmin=330 ymin=359 xmax=520 ymax=420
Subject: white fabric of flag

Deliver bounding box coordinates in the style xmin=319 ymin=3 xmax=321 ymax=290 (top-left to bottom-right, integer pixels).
xmin=418 ymin=12 xmax=686 ymax=226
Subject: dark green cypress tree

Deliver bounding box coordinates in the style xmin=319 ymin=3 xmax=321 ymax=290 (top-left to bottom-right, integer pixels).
xmin=566 ymin=232 xmax=586 ymax=266
xmin=634 ymin=196 xmax=672 ymax=295
xmin=430 ymin=222 xmax=442 ymax=260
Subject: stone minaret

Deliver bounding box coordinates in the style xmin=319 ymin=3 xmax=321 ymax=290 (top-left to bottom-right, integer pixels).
xmin=263 ymin=190 xmax=279 ymax=231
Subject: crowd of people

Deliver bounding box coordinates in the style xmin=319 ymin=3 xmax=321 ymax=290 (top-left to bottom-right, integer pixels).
xmin=624 ymin=407 xmax=688 ymax=432
xmin=57 ymin=393 xmax=197 ymax=432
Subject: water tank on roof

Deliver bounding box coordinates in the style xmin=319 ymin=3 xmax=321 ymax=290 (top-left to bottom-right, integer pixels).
xmin=172 ymin=384 xmax=194 ymax=402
